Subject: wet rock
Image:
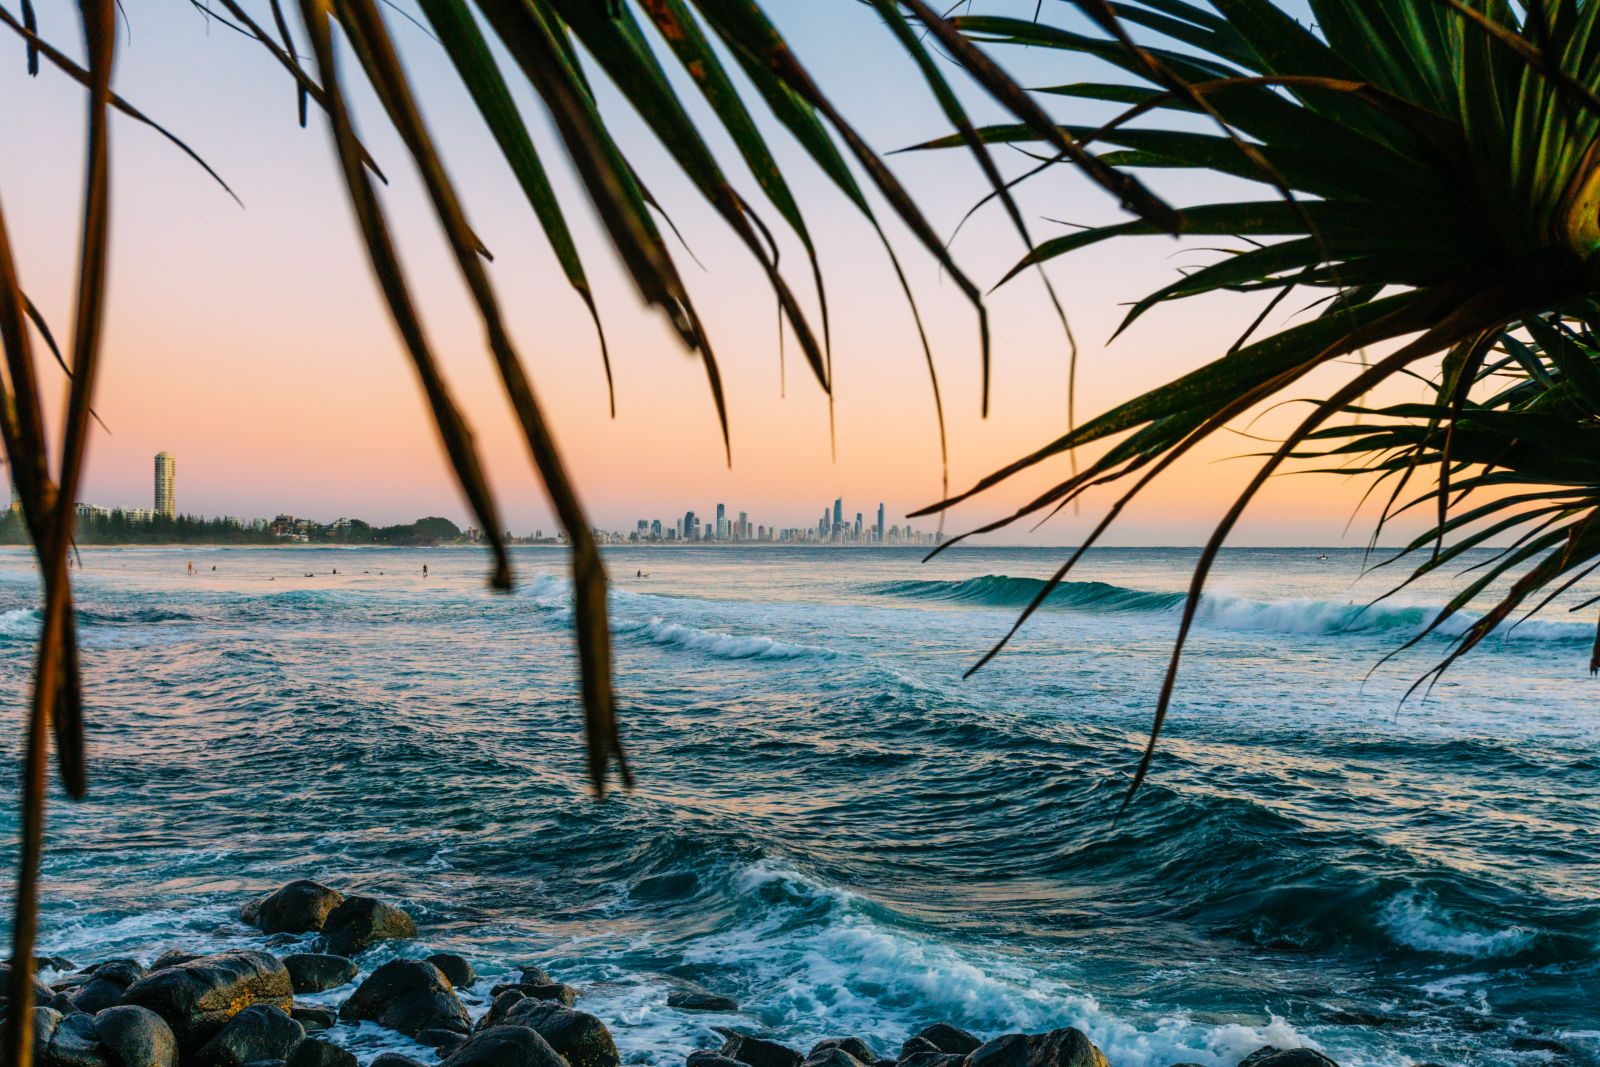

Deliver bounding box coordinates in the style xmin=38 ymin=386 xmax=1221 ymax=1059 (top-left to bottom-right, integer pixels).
xmin=808 ymin=1040 xmax=875 ymax=1064
xmin=804 ymin=1050 xmax=868 ymax=1067
xmin=426 ymin=955 xmax=476 ymax=990
xmin=905 ymin=1028 xmax=979 ymax=1058
xmin=0 ymin=961 xmax=56 ymax=1005
xmin=318 ymin=897 xmax=416 ymax=957
xmin=717 ymin=1033 xmax=802 ymax=1067
xmin=241 ymin=883 xmax=346 ymax=935
xmin=0 ymin=1006 xmax=64 ymax=1066
xmin=121 ymin=950 xmax=294 ymax=1054
xmin=476 ymin=991 xmax=527 ymax=1034
xmin=895 ymin=1041 xmax=938 ymax=1063
xmin=337 ymin=960 xmax=468 ymax=1039
xmin=966 ymin=1029 xmax=1109 ymax=1067
xmin=262 ymin=937 xmax=303 ymax=951
xmin=488 ymin=984 xmax=576 ymax=1007
xmin=65 ymin=962 xmax=145 ymax=1016
xmin=687 ymin=1055 xmax=743 ymax=1067
xmin=514 ymin=967 xmax=552 ymax=987
xmin=442 ymin=1026 xmax=567 ymax=1067
xmin=92 ymin=1005 xmax=177 ymax=1067
xmin=43 ymin=994 xmax=78 ymax=1015
xmin=148 ymin=953 xmax=202 ymax=974
xmin=897 ymin=1052 xmax=961 ymax=1067
xmin=289 ymin=1006 xmax=336 ymax=1032
xmin=193 ymin=1005 xmax=305 ymax=1067
xmin=34 ymin=958 xmax=77 ymax=975
xmin=46 ymin=1011 xmax=111 ymax=1067
xmin=500 ymin=1000 xmax=618 ymax=1067
xmin=420 ymin=1029 xmax=469 ymax=1055
xmin=667 ymin=993 xmax=738 ymax=1013
xmin=370 ymin=1056 xmax=428 ymax=1067
xmin=287 ymin=1039 xmax=356 ymax=1067
xmin=1238 ymin=1051 xmax=1340 ymax=1067
xmin=281 ymin=955 xmax=357 ymax=995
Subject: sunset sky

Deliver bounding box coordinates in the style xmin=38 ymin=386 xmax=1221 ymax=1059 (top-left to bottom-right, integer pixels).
xmin=0 ymin=0 xmax=1420 ymax=544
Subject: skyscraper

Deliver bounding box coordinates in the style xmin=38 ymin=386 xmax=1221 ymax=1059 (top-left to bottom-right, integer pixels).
xmin=876 ymin=502 xmax=885 ymax=543
xmin=153 ymin=452 xmax=176 ymax=518
xmin=833 ymin=497 xmax=843 ymax=529
xmin=854 ymin=513 xmax=863 ymax=540
xmin=716 ymin=503 xmax=727 ymax=541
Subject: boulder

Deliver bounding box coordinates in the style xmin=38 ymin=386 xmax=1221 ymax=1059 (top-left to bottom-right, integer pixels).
xmin=476 ymin=991 xmax=527 ymax=1034
xmin=898 ymin=1053 xmax=962 ymax=1067
xmin=0 ymin=1006 xmax=64 ymax=1066
xmin=0 ymin=962 xmax=55 ymax=1005
xmin=897 ymin=1041 xmax=938 ymax=1062
xmin=904 ymin=1028 xmax=979 ymax=1058
xmin=34 ymin=958 xmax=77 ymax=975
xmin=488 ymin=984 xmax=576 ymax=1007
xmin=804 ymin=1051 xmax=868 ymax=1067
xmin=426 ymin=955 xmax=476 ymax=989
xmin=148 ymin=953 xmax=202 ymax=974
xmin=687 ymin=1056 xmax=744 ymax=1067
xmin=1238 ymin=1051 xmax=1340 ymax=1067
xmin=668 ymin=993 xmax=738 ymax=1014
xmin=419 ymin=1029 xmax=468 ymax=1055
xmin=318 ymin=897 xmax=415 ymax=957
xmin=289 ymin=1006 xmax=336 ymax=1032
xmin=45 ymin=1011 xmax=111 ymax=1067
xmin=66 ymin=962 xmax=145 ymax=1016
xmin=371 ymin=1056 xmax=428 ymax=1067
xmin=717 ymin=1033 xmax=802 ymax=1067
xmin=192 ymin=1005 xmax=305 ymax=1067
xmin=337 ymin=960 xmax=468 ymax=1039
xmin=287 ymin=1039 xmax=356 ymax=1067
xmin=241 ymin=883 xmax=345 ymax=935
xmin=121 ymin=951 xmax=293 ymax=1054
xmin=500 ymin=1000 xmax=618 ymax=1067
xmin=280 ymin=956 xmax=356 ymax=995
xmin=966 ymin=1030 xmax=1109 ymax=1067
xmin=809 ymin=1040 xmax=875 ymax=1065
xmin=514 ymin=967 xmax=552 ymax=987
xmin=92 ymin=1005 xmax=177 ymax=1067
xmin=442 ymin=1026 xmax=567 ymax=1067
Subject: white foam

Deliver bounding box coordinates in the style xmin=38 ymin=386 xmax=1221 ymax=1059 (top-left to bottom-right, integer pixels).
xmin=1379 ymin=891 xmax=1533 ymax=959
xmin=624 ymin=618 xmax=835 ymax=662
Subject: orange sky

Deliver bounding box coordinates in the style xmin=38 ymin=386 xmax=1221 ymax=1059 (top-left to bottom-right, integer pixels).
xmin=0 ymin=1 xmax=1431 ymax=544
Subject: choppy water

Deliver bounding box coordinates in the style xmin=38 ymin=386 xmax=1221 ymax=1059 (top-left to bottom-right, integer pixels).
xmin=0 ymin=545 xmax=1595 ymax=1067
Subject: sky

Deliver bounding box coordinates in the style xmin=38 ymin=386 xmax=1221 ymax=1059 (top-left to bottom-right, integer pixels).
xmin=0 ymin=0 xmax=1427 ymax=544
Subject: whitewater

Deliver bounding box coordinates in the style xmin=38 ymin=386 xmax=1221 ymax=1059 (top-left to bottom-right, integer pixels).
xmin=0 ymin=545 xmax=1594 ymax=1067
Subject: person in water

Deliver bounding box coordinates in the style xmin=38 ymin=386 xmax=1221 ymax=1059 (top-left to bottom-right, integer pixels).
xmin=423 ymin=564 xmax=428 ymax=577
xmin=187 ymin=561 xmax=194 ymax=576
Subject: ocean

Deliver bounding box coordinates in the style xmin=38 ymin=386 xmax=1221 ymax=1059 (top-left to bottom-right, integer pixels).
xmin=0 ymin=545 xmax=1594 ymax=1067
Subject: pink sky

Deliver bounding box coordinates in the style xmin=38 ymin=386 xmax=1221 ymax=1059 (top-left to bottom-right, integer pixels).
xmin=0 ymin=2 xmax=1428 ymax=544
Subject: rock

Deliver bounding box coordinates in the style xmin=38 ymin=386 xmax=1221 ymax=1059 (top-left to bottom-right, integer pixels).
xmin=688 ymin=1056 xmax=744 ymax=1067
xmin=476 ymin=992 xmax=527 ymax=1034
xmin=489 ymin=984 xmax=576 ymax=1007
xmin=371 ymin=1056 xmax=428 ymax=1067
xmin=426 ymin=955 xmax=476 ymax=989
xmin=1 ymin=1007 xmax=64 ymax=1066
xmin=904 ymin=1028 xmax=979 ymax=1058
xmin=966 ymin=1030 xmax=1109 ymax=1067
xmin=318 ymin=897 xmax=416 ymax=957
xmin=287 ymin=1039 xmax=356 ymax=1067
xmin=262 ymin=936 xmax=302 ymax=951
xmin=668 ymin=993 xmax=738 ymax=1014
xmin=193 ymin=1005 xmax=305 ymax=1067
xmin=809 ymin=1041 xmax=875 ymax=1065
xmin=280 ymin=956 xmax=356 ymax=995
xmin=1237 ymin=1051 xmax=1339 ymax=1067
xmin=420 ymin=1029 xmax=468 ymax=1054
xmin=34 ymin=958 xmax=77 ymax=974
xmin=69 ymin=963 xmax=144 ymax=1016
xmin=93 ymin=1005 xmax=177 ymax=1067
xmin=500 ymin=1000 xmax=618 ymax=1067
xmin=289 ymin=1006 xmax=336 ymax=1032
xmin=241 ymin=883 xmax=346 ymax=935
xmin=46 ymin=1011 xmax=111 ymax=1067
xmin=43 ymin=994 xmax=78 ymax=1015
xmin=896 ymin=1041 xmax=938 ymax=1062
xmin=337 ymin=960 xmax=468 ymax=1039
xmin=717 ymin=1033 xmax=802 ymax=1067
xmin=514 ymin=967 xmax=552 ymax=987
xmin=442 ymin=1026 xmax=567 ymax=1067
xmin=0 ymin=961 xmax=55 ymax=1005
xmin=804 ymin=1051 xmax=868 ymax=1067
xmin=148 ymin=952 xmax=202 ymax=974
xmin=121 ymin=951 xmax=294 ymax=1054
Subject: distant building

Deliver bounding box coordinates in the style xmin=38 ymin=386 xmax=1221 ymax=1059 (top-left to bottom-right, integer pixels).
xmin=876 ymin=502 xmax=885 ymax=543
xmin=153 ymin=452 xmax=176 ymax=518
xmin=833 ymin=497 xmax=843 ymax=530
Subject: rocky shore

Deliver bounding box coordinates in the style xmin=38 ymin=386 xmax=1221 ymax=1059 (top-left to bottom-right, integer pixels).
xmin=0 ymin=880 xmax=1397 ymax=1067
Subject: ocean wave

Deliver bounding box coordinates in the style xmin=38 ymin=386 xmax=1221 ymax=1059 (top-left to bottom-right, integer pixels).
xmin=869 ymin=576 xmax=1591 ymax=643
xmin=667 ymin=860 xmax=1324 ymax=1067
xmin=620 ymin=617 xmax=836 ymax=662
xmin=1378 ymin=891 xmax=1536 ymax=959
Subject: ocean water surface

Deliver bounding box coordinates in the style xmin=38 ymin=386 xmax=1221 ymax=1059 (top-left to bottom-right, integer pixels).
xmin=0 ymin=545 xmax=1595 ymax=1067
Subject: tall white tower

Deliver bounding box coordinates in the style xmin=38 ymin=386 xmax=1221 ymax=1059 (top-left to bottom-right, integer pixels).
xmin=154 ymin=452 xmax=176 ymax=518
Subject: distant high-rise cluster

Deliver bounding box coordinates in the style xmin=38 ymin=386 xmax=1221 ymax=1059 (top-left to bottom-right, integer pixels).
xmin=154 ymin=452 xmax=177 ymax=519
xmin=616 ymin=498 xmax=940 ymax=546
